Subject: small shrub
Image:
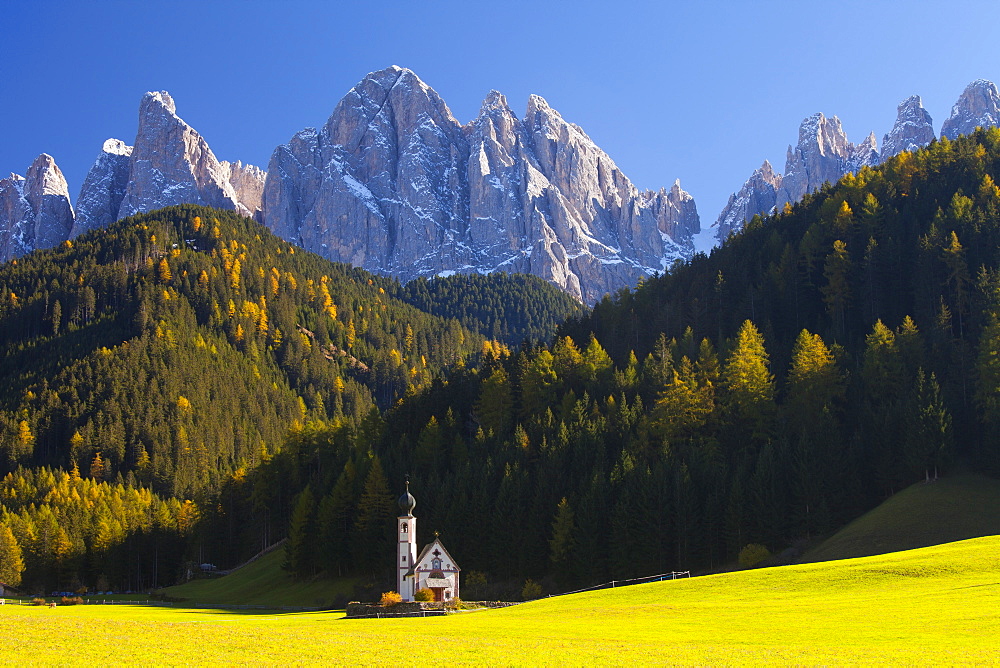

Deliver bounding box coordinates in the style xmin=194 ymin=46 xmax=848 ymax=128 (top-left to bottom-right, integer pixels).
xmin=379 ymin=591 xmax=402 ymax=607
xmin=60 ymin=596 xmax=84 ymax=606
xmin=31 ymin=598 xmax=46 ymax=606
xmin=739 ymin=543 xmax=772 ymax=568
xmin=413 ymin=588 xmax=433 ymax=602
xmin=521 ymin=579 xmax=543 ymax=601
xmin=463 ymin=570 xmax=488 ymax=600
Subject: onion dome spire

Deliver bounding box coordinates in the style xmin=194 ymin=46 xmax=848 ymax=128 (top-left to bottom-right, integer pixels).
xmin=398 ymin=476 xmax=416 ymax=515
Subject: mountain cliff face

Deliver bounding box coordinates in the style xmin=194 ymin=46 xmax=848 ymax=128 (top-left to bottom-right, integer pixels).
xmin=711 ymin=81 xmax=997 ymax=243
xmin=714 ymin=160 xmax=782 ymax=240
xmin=72 ymin=139 xmax=133 ymax=237
xmin=7 ymin=71 xmax=1000 ymax=302
xmin=941 ymin=79 xmax=1000 ymax=140
xmin=0 ymin=154 xmax=75 ymax=262
xmin=713 ymin=113 xmax=879 ymax=242
xmin=881 ymin=95 xmax=935 ymax=160
xmin=117 ymin=91 xmax=264 ymax=221
xmin=264 ymin=67 xmax=698 ymax=302
xmin=74 ymin=92 xmax=265 ymax=238
xmin=776 ymin=113 xmax=868 ymax=206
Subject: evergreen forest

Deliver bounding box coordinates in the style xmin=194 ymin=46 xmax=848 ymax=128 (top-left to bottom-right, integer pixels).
xmin=4 ymin=129 xmax=1000 ymax=598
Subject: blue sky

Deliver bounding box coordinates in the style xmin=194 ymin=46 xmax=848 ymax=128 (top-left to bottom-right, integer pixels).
xmin=4 ymin=0 xmax=1000 ymax=224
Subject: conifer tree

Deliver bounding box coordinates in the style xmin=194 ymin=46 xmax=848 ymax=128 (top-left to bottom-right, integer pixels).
xmin=721 ymin=320 xmax=775 ymax=447
xmin=284 ymin=484 xmax=316 ymax=579
xmin=907 ymin=370 xmax=952 ymax=482
xmin=352 ymin=457 xmax=394 ymax=574
xmin=0 ymin=523 xmax=24 ymax=588
xmin=822 ymin=240 xmax=852 ymax=336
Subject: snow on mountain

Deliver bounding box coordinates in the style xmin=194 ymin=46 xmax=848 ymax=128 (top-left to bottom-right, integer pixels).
xmin=73 ymin=138 xmax=133 ymax=237
xmin=941 ymin=79 xmax=1000 ymax=140
xmin=881 ymin=95 xmax=935 ymax=160
xmin=0 ymin=154 xmax=74 ymax=262
xmin=263 ymin=66 xmax=699 ymax=302
xmin=8 ymin=73 xmax=1000 ymax=302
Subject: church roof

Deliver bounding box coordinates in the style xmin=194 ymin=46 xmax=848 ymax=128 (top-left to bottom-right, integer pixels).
xmin=415 ymin=537 xmax=461 ymax=571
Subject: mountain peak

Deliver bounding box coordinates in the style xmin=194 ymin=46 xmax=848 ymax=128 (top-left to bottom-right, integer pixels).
xmin=941 ymin=79 xmax=1000 ymax=140
xmin=0 ymin=153 xmax=74 ymax=260
xmin=101 ymin=138 xmax=133 ymax=156
xmin=526 ymin=94 xmax=552 ymax=115
xmin=480 ymin=90 xmax=510 ymax=114
xmin=27 ymin=153 xmax=72 ymax=200
xmin=882 ymin=95 xmax=934 ymax=160
xmin=141 ymin=90 xmax=177 ymax=117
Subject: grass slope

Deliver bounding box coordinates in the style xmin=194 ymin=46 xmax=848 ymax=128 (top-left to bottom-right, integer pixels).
xmin=157 ymin=548 xmax=356 ymax=608
xmin=802 ymin=472 xmax=1000 ymax=564
xmin=5 ymin=536 xmax=999 ymax=664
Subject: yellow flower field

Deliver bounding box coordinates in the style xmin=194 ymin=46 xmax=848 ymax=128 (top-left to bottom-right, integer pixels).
xmin=4 ymin=536 xmax=999 ymax=665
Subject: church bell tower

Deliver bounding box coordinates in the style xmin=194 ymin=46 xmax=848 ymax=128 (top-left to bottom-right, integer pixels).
xmin=397 ymin=478 xmax=417 ymax=601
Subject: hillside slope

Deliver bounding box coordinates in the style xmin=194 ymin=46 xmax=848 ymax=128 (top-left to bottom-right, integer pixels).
xmin=0 ymin=205 xmax=485 ymax=497
xmin=158 ymin=548 xmax=355 ymax=608
xmin=5 ymin=537 xmax=1000 ymax=664
xmin=801 ymin=472 xmax=1000 ymax=563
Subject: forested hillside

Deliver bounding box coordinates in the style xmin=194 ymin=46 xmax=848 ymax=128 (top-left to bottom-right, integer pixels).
xmin=400 ymin=273 xmax=584 ymax=345
xmin=0 ymin=205 xmax=586 ymax=593
xmin=255 ymin=129 xmax=1000 ymax=594
xmin=0 ymin=205 xmax=494 ymax=497
xmin=8 ymin=129 xmax=1000 ymax=597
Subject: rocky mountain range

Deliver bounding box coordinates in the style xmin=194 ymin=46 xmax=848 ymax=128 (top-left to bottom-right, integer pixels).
xmin=3 ymin=70 xmax=1000 ymax=302
xmin=264 ymin=67 xmax=699 ymax=302
xmin=712 ymin=80 xmax=1000 ymax=242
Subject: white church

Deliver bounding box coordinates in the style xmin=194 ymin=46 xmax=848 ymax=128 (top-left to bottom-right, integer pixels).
xmin=397 ymin=480 xmax=460 ymax=602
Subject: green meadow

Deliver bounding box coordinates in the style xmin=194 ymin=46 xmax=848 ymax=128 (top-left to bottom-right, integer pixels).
xmin=803 ymin=472 xmax=1000 ymax=563
xmin=159 ymin=548 xmax=357 ymax=609
xmin=4 ymin=535 xmax=999 ymax=665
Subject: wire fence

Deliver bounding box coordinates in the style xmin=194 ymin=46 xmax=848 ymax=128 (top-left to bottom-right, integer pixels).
xmin=543 ymin=571 xmax=691 ymax=599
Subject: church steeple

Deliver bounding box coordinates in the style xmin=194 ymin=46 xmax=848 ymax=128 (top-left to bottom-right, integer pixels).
xmin=398 ymin=476 xmax=416 ymax=516
xmin=397 ymin=477 xmax=418 ymax=600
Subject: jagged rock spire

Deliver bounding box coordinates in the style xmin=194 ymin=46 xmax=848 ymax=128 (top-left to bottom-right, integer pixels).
xmin=881 ymin=95 xmax=935 ymax=160
xmin=941 ymin=79 xmax=1000 ymax=140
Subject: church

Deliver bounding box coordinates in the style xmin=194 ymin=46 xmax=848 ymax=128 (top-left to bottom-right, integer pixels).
xmin=397 ymin=481 xmax=460 ymax=602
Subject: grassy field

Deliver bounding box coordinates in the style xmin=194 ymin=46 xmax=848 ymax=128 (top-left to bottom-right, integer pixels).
xmin=157 ymin=548 xmax=357 ymax=608
xmin=4 ymin=535 xmax=999 ymax=664
xmin=803 ymin=472 xmax=1000 ymax=563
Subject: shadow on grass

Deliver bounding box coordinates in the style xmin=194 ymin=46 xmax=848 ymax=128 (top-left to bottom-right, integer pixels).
xmin=156 ymin=607 xmax=346 ymax=619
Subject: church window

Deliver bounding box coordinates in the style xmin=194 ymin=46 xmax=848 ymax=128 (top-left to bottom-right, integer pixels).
xmin=432 ymin=558 xmax=441 ymax=570
xmin=401 ymin=523 xmax=408 ymax=533
xmin=401 ymin=555 xmax=407 ymax=563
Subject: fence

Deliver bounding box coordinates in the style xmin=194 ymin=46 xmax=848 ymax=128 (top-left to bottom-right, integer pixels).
xmin=544 ymin=571 xmax=691 ymax=599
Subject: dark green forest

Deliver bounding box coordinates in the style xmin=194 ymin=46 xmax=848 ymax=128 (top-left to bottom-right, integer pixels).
xmin=4 ymin=129 xmax=1000 ymax=597
xmin=0 ymin=206 xmax=574 ymax=591
xmin=400 ymin=272 xmax=583 ymax=345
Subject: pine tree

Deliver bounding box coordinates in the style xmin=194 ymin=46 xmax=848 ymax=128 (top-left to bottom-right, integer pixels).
xmin=284 ymin=485 xmax=316 ymax=578
xmin=822 ymin=240 xmax=851 ymax=336
xmin=352 ymin=457 xmax=394 ymax=575
xmin=0 ymin=523 xmax=25 ymax=588
xmin=721 ymin=320 xmax=775 ymax=447
xmin=548 ymin=497 xmax=577 ymax=587
xmin=314 ymin=462 xmax=356 ymax=576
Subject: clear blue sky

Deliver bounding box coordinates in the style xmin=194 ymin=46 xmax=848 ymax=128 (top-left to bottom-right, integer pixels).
xmin=4 ymin=0 xmax=1000 ymax=225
